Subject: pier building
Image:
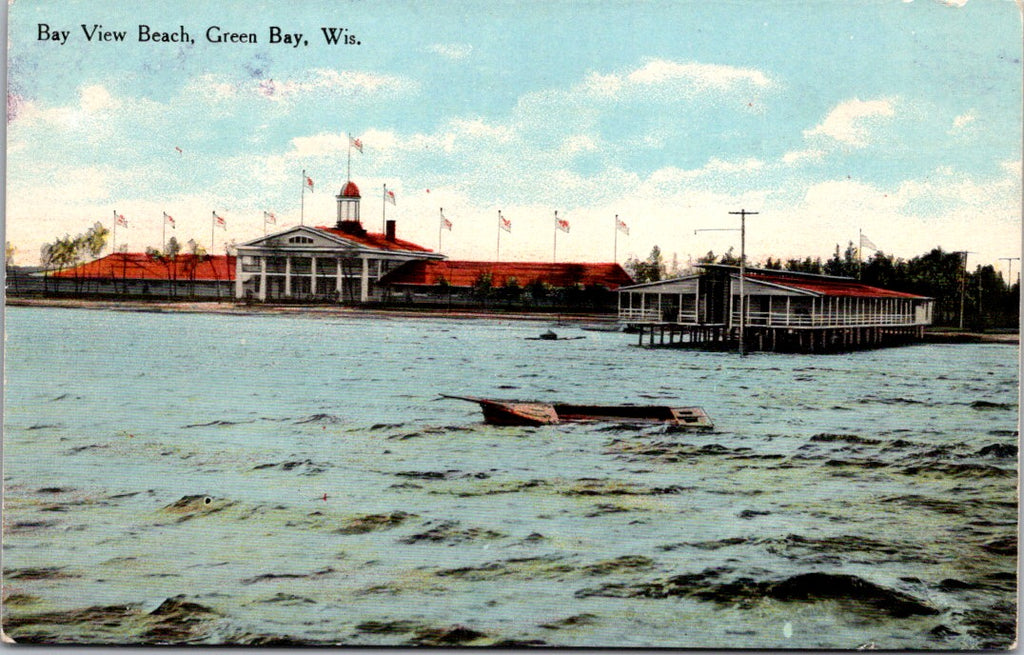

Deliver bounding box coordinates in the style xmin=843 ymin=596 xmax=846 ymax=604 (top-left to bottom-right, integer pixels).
xmin=619 ymin=264 xmax=933 ymax=353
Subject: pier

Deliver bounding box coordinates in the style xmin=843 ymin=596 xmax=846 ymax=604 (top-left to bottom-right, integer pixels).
xmin=632 ymin=323 xmax=926 ymax=353
xmin=620 ymin=265 xmax=933 ymax=354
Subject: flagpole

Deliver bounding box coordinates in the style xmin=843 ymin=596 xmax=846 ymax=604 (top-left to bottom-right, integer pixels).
xmin=438 ymin=208 xmax=443 ymax=252
xmin=162 ymin=212 xmax=166 ymax=252
xmin=553 ymin=210 xmax=558 ymax=263
xmin=212 ymin=212 xmax=216 ymax=253
xmin=301 ymin=169 xmax=306 ymax=226
xmin=382 ymin=184 xmax=387 ymax=233
xmin=614 ymin=214 xmax=618 ymax=264
xmin=497 ymin=210 xmax=502 ymax=262
xmin=347 ymin=133 xmax=352 ymax=181
xmin=112 ymin=210 xmax=117 ymax=254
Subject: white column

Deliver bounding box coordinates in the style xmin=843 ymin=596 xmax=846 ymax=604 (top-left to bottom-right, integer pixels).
xmin=234 ymin=255 xmax=243 ymax=298
xmin=310 ymin=256 xmax=317 ymax=296
xmin=285 ymin=256 xmax=292 ymax=297
xmin=360 ymin=257 xmax=369 ymax=302
xmin=335 ymin=257 xmax=343 ymax=299
xmin=258 ymin=256 xmax=267 ymax=301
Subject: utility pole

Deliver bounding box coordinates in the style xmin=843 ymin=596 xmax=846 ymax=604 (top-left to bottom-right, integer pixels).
xmin=729 ymin=210 xmax=758 ymax=356
xmin=998 ymin=257 xmax=1020 ymax=285
xmin=695 ymin=209 xmax=758 ymax=356
xmin=955 ymin=251 xmax=975 ymax=330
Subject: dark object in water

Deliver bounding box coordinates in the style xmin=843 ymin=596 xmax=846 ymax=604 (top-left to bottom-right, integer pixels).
xmin=525 ymin=330 xmax=586 ymax=341
xmin=442 ymin=395 xmax=713 ymax=429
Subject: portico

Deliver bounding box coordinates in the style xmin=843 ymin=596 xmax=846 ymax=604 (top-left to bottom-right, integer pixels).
xmin=234 ymin=179 xmax=442 ymax=303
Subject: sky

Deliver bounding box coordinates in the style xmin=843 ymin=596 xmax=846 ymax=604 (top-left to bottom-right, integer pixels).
xmin=5 ymin=0 xmax=1023 ymax=276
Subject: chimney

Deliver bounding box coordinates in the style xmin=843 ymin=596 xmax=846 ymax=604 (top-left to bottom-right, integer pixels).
xmin=385 ymin=220 xmax=396 ymax=242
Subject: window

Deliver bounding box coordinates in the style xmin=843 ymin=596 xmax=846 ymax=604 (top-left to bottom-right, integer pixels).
xmin=288 ymin=236 xmax=314 ymax=244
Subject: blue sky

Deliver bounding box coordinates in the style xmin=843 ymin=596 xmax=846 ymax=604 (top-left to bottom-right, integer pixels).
xmin=6 ymin=0 xmax=1022 ymax=272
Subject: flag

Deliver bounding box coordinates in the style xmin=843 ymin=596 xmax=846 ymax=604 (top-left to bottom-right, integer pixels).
xmin=116 ymin=213 xmax=128 ymax=227
xmin=264 ymin=211 xmax=276 ymax=224
xmin=556 ymin=217 xmax=570 ymax=233
xmin=305 ymin=176 xmax=314 ymax=191
xmin=616 ymin=216 xmax=629 ymax=235
xmin=499 ymin=213 xmax=512 ymax=232
xmin=441 ymin=211 xmax=452 ymax=231
xmin=349 ymin=136 xmax=363 ymax=153
xmin=214 ymin=212 xmax=226 ymax=228
xmin=860 ymin=234 xmax=877 ymax=250
xmin=385 ymin=189 xmax=396 ymax=205
xmin=164 ymin=212 xmax=175 ymax=228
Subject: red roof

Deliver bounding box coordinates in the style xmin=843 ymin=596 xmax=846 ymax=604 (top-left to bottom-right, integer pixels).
xmin=746 ymin=271 xmax=926 ymax=299
xmin=315 ymin=226 xmax=435 ymax=253
xmin=52 ymin=253 xmax=235 ymax=281
xmin=339 ymin=181 xmax=361 ymax=198
xmin=382 ymin=260 xmax=635 ymax=289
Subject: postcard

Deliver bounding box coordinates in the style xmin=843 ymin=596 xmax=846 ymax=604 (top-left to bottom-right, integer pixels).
xmin=3 ymin=0 xmax=1019 ymax=648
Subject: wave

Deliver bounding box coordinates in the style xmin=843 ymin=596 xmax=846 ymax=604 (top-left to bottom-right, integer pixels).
xmin=182 ymin=419 xmax=250 ymax=428
xmin=576 ymin=568 xmax=938 ymax=618
xmin=293 ymin=413 xmax=344 ymax=425
xmin=970 ymin=400 xmax=1015 ymax=411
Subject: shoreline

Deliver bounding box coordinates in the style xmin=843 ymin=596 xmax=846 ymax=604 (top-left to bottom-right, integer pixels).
xmin=2 ymin=296 xmax=618 ymax=326
xmin=5 ymin=297 xmax=1019 ymax=343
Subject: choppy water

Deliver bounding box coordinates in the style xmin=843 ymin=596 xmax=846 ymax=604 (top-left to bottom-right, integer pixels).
xmin=2 ymin=306 xmax=1018 ymax=648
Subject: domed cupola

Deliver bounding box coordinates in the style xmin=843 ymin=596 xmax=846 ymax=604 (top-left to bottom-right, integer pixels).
xmin=336 ymin=180 xmax=362 ymax=232
xmin=340 ymin=181 xmax=361 ymax=199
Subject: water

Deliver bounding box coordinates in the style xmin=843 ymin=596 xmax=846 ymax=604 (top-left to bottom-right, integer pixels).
xmin=2 ymin=305 xmax=1018 ymax=648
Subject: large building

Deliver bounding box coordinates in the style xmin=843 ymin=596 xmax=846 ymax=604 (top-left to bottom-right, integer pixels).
xmin=25 ymin=176 xmax=632 ymax=306
xmin=619 ymin=264 xmax=933 ymax=352
xmin=234 ymin=180 xmax=444 ymax=302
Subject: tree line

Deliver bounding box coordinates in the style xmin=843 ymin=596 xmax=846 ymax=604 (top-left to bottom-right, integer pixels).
xmin=626 ymin=243 xmax=1020 ymax=329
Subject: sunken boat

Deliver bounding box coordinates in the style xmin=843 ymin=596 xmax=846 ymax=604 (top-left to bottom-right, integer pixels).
xmin=443 ymin=395 xmax=713 ymax=429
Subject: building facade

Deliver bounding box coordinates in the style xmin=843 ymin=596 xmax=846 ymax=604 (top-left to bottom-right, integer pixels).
xmin=233 ymin=180 xmax=444 ymax=302
xmin=619 ymin=264 xmax=933 ymax=352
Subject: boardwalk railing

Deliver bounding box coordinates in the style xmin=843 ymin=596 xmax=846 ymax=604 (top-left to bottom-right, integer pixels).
xmin=621 ymin=309 xmax=923 ymax=327
xmin=734 ymin=310 xmax=922 ymax=327
xmin=618 ymin=308 xmax=662 ymax=322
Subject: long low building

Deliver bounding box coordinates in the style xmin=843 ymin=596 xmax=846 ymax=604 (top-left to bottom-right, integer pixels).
xmin=382 ymin=260 xmax=633 ymax=290
xmin=43 ymin=252 xmax=236 ymax=299
xmin=619 ymin=264 xmax=933 ymax=352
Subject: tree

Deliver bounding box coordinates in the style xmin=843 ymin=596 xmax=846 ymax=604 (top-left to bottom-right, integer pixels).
xmin=527 ymin=278 xmax=550 ymax=306
xmin=718 ymin=247 xmax=742 ymax=267
xmin=498 ymin=276 xmax=522 ymax=308
xmin=626 ymin=246 xmax=666 ymax=283
xmin=823 ymin=241 xmax=859 ymax=278
xmin=83 ymin=222 xmax=109 ymax=259
xmin=471 ymin=272 xmax=493 ymax=305
xmin=785 ymin=257 xmax=824 ymax=274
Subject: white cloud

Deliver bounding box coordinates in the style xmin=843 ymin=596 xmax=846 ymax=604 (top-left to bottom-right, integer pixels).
xmin=804 ymin=97 xmax=896 ymax=146
xmin=582 ymin=71 xmax=624 ymax=98
xmin=951 ymin=111 xmax=976 ymax=133
xmin=782 ymin=148 xmax=825 ymax=165
xmin=426 ymin=43 xmax=473 ymax=60
xmin=626 ymin=59 xmax=773 ymax=91
xmin=559 ymin=134 xmax=599 ymax=156
xmin=185 ymin=69 xmax=416 ymax=105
